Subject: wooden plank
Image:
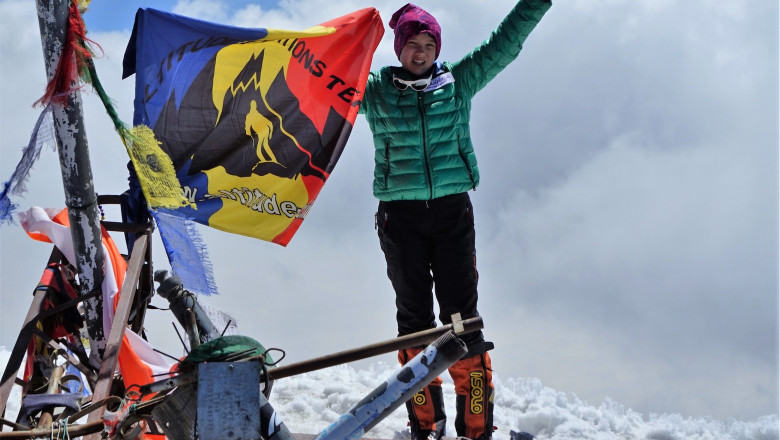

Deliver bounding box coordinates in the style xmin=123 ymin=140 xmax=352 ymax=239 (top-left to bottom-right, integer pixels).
xmin=84 ymin=233 xmax=148 ymax=433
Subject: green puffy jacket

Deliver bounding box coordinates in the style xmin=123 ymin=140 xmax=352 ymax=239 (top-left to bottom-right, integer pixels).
xmin=359 ymin=0 xmax=551 ymax=201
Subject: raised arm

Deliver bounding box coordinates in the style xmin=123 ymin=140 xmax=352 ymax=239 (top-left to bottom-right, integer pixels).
xmin=452 ymin=0 xmax=552 ymax=97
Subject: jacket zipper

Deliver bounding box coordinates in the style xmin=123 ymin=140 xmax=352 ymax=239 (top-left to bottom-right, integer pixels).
xmin=457 ymin=134 xmax=476 ymax=189
xmin=384 ymin=139 xmax=390 ymax=188
xmin=418 ymin=92 xmax=433 ymax=200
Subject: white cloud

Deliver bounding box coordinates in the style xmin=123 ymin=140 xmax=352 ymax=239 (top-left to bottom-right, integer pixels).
xmin=480 ymin=130 xmax=776 ymax=418
xmin=173 ymin=0 xmax=231 ymax=22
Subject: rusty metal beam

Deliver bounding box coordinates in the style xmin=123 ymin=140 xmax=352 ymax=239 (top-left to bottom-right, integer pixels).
xmin=84 ymin=233 xmax=148 ymax=432
xmin=0 ymin=248 xmax=65 ymax=418
xmin=0 ymin=291 xmax=47 ymax=419
xmin=31 ymin=329 xmax=97 ymax=388
xmin=0 ymin=419 xmax=103 ymax=439
xmin=264 ymin=316 xmax=484 ymax=381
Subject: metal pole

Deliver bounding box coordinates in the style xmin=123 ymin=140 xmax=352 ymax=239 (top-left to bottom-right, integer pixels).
xmin=136 ymin=317 xmax=486 ymax=397
xmin=264 ymin=316 xmax=484 ymax=381
xmin=35 ymin=0 xmax=106 ymax=361
xmin=314 ymin=331 xmax=467 ymax=440
xmin=154 ymin=270 xmax=220 ymax=347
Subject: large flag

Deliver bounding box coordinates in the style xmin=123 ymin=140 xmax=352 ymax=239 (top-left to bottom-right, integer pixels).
xmin=122 ymin=8 xmax=383 ymax=245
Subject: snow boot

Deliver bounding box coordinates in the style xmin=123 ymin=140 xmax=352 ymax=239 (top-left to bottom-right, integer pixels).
xmin=399 ymin=348 xmax=447 ymax=440
xmin=509 ymin=430 xmax=534 ymax=440
xmin=449 ymin=349 xmax=495 ymax=440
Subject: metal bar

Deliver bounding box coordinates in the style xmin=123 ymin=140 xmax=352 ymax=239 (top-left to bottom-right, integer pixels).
xmin=155 ymin=270 xmax=219 ymax=346
xmin=129 ymin=233 xmax=153 ymax=333
xmin=46 ymin=247 xmax=64 ymax=265
xmin=35 ymin=0 xmax=106 ymax=360
xmin=35 ymin=365 xmax=64 ymax=430
xmin=264 ymin=317 xmax=484 ymax=381
xmin=136 ymin=317 xmax=484 ymax=397
xmin=0 ymin=419 xmax=104 ymax=439
xmin=96 ymin=194 xmax=121 ymax=205
xmin=0 ymin=416 xmax=30 ymax=431
xmin=32 ymin=329 xmax=97 ymax=388
xmin=85 ymin=234 xmax=148 ymax=432
xmin=0 ymin=291 xmax=47 ymax=418
xmin=0 ymin=247 xmax=64 ymax=417
xmin=99 ymin=221 xmax=153 ymax=234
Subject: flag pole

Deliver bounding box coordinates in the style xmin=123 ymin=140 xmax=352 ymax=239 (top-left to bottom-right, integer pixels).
xmin=35 ymin=0 xmax=106 ymax=363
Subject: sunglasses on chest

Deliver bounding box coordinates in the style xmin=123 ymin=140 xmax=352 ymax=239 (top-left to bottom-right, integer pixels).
xmin=392 ymin=73 xmax=432 ymax=91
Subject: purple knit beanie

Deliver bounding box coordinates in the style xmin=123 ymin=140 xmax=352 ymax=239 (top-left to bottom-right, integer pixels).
xmin=389 ymin=3 xmax=441 ymax=60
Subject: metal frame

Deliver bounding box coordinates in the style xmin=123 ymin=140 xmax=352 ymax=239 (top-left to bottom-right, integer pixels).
xmin=0 ymin=195 xmax=155 ymax=436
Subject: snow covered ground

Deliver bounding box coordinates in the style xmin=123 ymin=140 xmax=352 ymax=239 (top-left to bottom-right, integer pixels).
xmin=2 ymin=348 xmax=777 ymax=439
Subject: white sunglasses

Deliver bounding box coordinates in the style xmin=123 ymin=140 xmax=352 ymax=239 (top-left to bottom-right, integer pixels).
xmin=392 ymin=74 xmax=431 ymax=91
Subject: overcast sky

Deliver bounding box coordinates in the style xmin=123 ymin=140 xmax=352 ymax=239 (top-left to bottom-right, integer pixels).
xmin=0 ymin=0 xmax=777 ymax=422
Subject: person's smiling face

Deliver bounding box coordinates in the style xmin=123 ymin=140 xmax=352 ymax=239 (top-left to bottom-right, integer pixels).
xmin=399 ymin=33 xmax=437 ymax=77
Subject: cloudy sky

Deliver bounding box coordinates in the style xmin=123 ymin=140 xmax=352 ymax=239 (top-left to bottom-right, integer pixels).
xmin=0 ymin=0 xmax=777 ymax=423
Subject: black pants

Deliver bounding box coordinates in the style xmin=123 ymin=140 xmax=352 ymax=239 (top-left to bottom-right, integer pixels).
xmin=376 ymin=192 xmax=484 ymax=347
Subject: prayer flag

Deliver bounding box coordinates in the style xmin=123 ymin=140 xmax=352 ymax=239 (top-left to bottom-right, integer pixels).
xmin=19 ymin=207 xmax=174 ymax=396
